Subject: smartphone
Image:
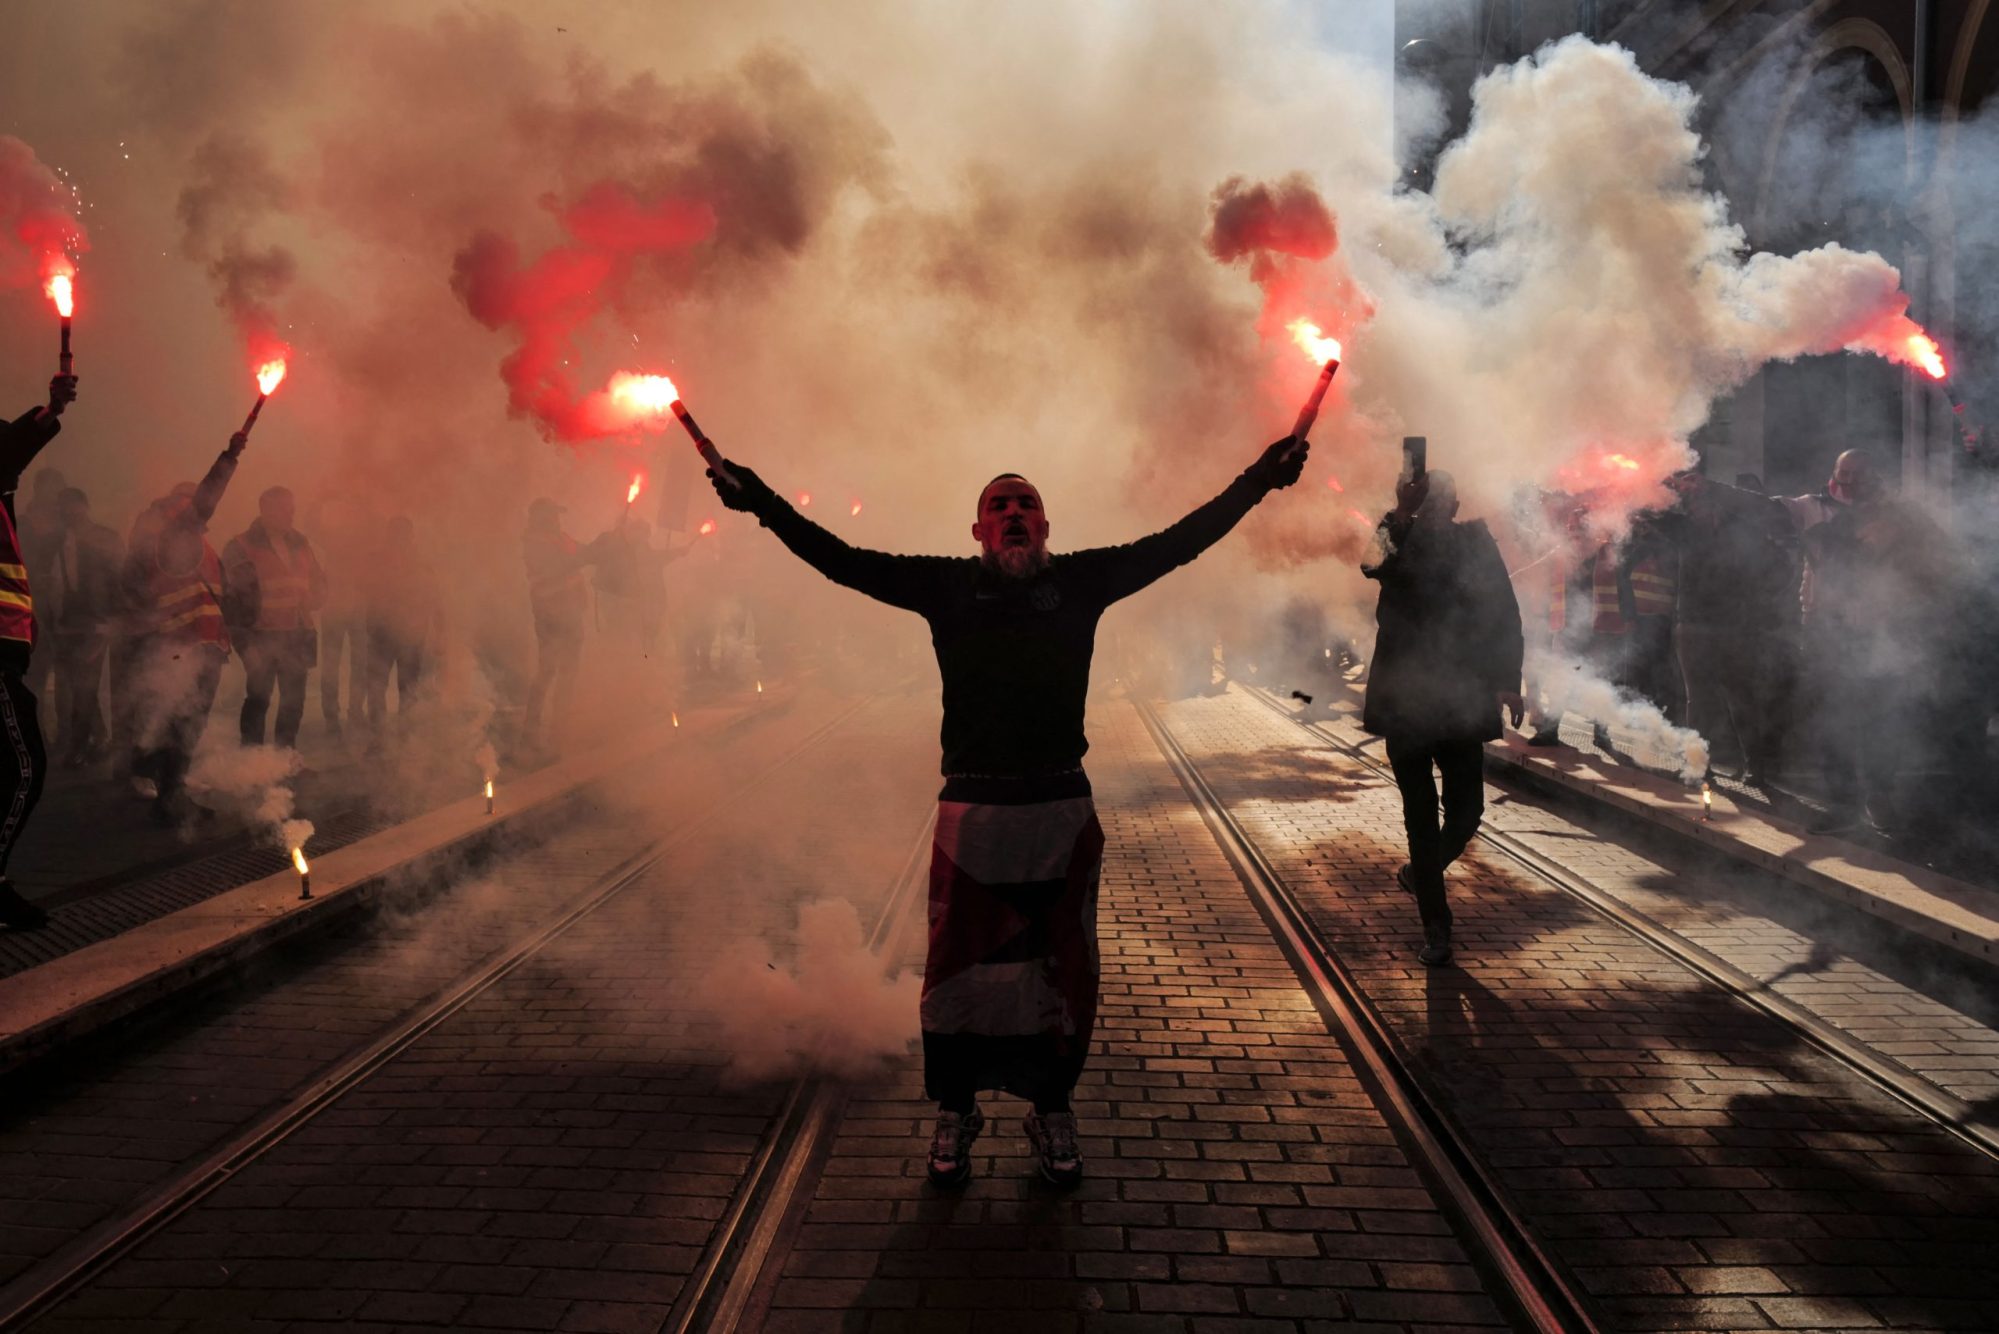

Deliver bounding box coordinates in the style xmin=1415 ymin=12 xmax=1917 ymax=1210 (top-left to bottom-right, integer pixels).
xmin=1402 ymin=436 xmax=1427 ymax=482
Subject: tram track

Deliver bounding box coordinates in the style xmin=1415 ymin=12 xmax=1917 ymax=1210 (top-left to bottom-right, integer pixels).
xmin=0 ymin=691 xmax=889 ymax=1332
xmin=1133 ymin=695 xmax=1601 ymax=1334
xmin=1230 ymin=681 xmax=1999 ymax=1165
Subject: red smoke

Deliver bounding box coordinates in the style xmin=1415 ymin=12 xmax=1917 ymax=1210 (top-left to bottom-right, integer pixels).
xmin=453 ymin=184 xmax=716 ymax=443
xmin=1205 ymin=173 xmax=1338 ymax=281
xmin=1 ymin=135 xmax=89 ymax=291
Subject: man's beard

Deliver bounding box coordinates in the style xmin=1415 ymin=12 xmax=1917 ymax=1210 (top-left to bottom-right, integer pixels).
xmin=984 ymin=544 xmax=1051 ymax=580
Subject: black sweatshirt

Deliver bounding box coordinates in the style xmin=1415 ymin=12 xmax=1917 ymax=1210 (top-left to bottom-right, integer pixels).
xmin=754 ymin=470 xmax=1272 ymax=778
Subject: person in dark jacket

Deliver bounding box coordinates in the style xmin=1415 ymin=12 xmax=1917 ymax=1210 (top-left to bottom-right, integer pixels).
xmin=222 ymin=486 xmax=328 ymax=751
xmin=46 ymin=487 xmax=124 ymax=765
xmin=1362 ymin=470 xmax=1524 ymax=966
xmin=0 ymin=373 xmax=79 ymax=931
xmin=709 ymin=435 xmax=1308 ymax=1189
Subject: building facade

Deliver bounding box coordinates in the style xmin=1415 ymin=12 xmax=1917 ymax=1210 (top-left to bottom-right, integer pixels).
xmin=1395 ymin=0 xmax=1999 ymax=498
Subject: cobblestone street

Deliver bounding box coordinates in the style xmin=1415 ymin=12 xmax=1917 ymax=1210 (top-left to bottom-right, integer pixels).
xmin=1 ymin=686 xmax=1996 ymax=1332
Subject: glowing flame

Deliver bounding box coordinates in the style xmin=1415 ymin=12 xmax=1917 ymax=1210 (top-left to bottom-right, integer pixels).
xmin=756 ymin=680 xmax=764 ymax=694
xmin=1605 ymin=453 xmax=1640 ymax=472
xmin=484 ymin=779 xmax=494 ymax=800
xmin=697 ymin=519 xmax=716 ymax=537
xmin=291 ymin=847 xmax=309 ymax=876
xmin=1325 ymin=475 xmax=1344 ymax=494
xmin=610 ymin=371 xmax=680 ymax=417
xmin=850 ymin=500 xmax=863 ymax=517
xmin=1287 ymin=318 xmax=1343 ymax=366
xmin=672 ymin=711 xmax=680 ymax=728
xmin=797 ymin=491 xmax=812 ymax=508
xmin=1905 ymin=333 xmax=1946 ymax=381
xmin=256 ymin=359 xmax=288 ymax=396
xmin=1349 ymin=508 xmax=1372 ymax=527
xmin=45 ymin=273 xmax=74 ymax=319
xmin=627 ymin=473 xmax=644 ymax=505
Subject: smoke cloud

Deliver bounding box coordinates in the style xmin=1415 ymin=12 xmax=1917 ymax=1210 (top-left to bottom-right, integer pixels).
xmin=175 ymin=132 xmax=296 ymax=363
xmin=0 ymin=134 xmax=87 ymax=288
xmin=700 ymin=896 xmax=920 ymax=1082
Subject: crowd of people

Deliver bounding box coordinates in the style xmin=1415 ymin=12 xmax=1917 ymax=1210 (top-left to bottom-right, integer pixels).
xmin=1518 ymin=450 xmax=1991 ymax=840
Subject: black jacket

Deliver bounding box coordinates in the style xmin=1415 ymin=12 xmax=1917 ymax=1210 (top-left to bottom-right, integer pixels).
xmin=1361 ymin=512 xmax=1523 ymax=744
xmin=754 ymin=470 xmax=1274 ymax=777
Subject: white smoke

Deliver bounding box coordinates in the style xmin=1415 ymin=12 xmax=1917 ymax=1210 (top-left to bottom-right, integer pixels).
xmin=187 ymin=740 xmax=316 ymax=854
xmin=1531 ymin=650 xmax=1711 ymax=784
xmin=700 ymin=896 xmax=919 ymax=1083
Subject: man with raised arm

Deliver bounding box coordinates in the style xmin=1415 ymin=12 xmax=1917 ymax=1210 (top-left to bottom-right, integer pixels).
xmin=708 ymin=436 xmax=1308 ymax=1188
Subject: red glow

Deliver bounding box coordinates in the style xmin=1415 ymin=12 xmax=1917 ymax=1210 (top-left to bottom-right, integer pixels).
xmin=45 ymin=272 xmax=73 ymax=319
xmin=256 ymin=358 xmax=288 ymax=395
xmin=1349 ymin=508 xmax=1371 ymax=527
xmin=697 ymin=518 xmax=716 ymax=537
xmin=1286 ymin=317 xmax=1342 ymax=366
xmin=797 ymin=491 xmax=812 ymax=508
xmin=1324 ymin=475 xmax=1344 ymax=493
xmin=610 ymin=371 xmax=680 ymax=417
xmin=626 ymin=473 xmax=644 ymax=505
xmin=1905 ymin=333 xmax=1946 ymax=380
xmin=850 ymin=500 xmax=863 ymax=517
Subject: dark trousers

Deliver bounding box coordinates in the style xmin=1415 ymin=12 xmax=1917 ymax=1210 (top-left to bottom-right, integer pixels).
xmin=135 ymin=642 xmax=224 ymax=806
xmin=52 ymin=631 xmax=109 ymax=760
xmin=240 ymin=629 xmax=314 ymax=749
xmin=0 ymin=669 xmax=47 ymax=876
xmin=1385 ymin=736 xmax=1486 ymax=935
xmin=365 ymin=627 xmax=425 ymax=731
xmin=524 ymin=620 xmax=583 ymax=748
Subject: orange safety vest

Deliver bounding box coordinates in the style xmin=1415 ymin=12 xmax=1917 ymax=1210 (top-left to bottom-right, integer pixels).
xmin=0 ymin=507 xmax=33 ymax=650
xmin=146 ymin=505 xmax=230 ymax=652
xmin=1590 ymin=547 xmax=1626 ymax=634
xmin=1628 ymin=556 xmax=1676 ymax=617
xmin=229 ymin=526 xmax=319 ymax=631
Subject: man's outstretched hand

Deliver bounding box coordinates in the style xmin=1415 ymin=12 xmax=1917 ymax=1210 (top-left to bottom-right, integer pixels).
xmin=47 ymin=374 xmax=78 ymax=415
xmin=1498 ymin=691 xmax=1526 ymax=728
xmin=708 ymin=460 xmax=775 ymax=515
xmin=1248 ymin=436 xmax=1309 ymax=490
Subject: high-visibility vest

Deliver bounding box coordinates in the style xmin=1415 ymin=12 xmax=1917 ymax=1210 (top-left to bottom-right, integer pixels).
xmin=1628 ymin=557 xmax=1676 ymax=617
xmin=525 ymin=531 xmax=587 ymax=620
xmin=230 ymin=526 xmax=319 ymax=631
xmin=145 ymin=505 xmax=229 ymax=651
xmin=1591 ymin=547 xmax=1627 ymax=634
xmin=1548 ymin=553 xmax=1570 ymax=634
xmin=0 ymin=507 xmax=33 ymax=650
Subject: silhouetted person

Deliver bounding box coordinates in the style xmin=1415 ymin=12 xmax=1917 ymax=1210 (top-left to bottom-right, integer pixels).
xmin=709 ymin=434 xmax=1308 ymax=1189
xmin=363 ymin=516 xmax=442 ymax=742
xmin=223 ymin=486 xmax=327 ymax=751
xmin=1362 ymin=470 xmax=1524 ymax=966
xmin=520 ymin=497 xmax=604 ymax=758
xmin=46 ymin=487 xmax=123 ymax=765
xmin=128 ymin=432 xmax=247 ymax=824
xmin=0 ymin=374 xmax=78 ymax=931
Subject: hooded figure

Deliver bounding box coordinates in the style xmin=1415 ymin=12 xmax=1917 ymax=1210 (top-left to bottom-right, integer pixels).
xmin=1361 ymin=469 xmax=1524 ymax=965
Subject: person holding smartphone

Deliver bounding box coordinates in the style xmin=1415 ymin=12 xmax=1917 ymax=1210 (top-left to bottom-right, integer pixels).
xmin=1360 ymin=453 xmax=1524 ymax=966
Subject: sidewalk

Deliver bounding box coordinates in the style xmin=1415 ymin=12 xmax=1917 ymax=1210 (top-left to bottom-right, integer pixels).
xmin=1262 ymin=680 xmax=1999 ymax=967
xmin=0 ymin=685 xmax=786 ymax=1074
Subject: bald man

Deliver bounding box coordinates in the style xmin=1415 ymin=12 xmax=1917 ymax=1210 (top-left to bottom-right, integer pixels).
xmin=710 ymin=436 xmax=1307 ymax=1187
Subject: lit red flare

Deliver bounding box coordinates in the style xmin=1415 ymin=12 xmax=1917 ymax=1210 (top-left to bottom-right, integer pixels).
xmin=256 ymin=358 xmax=288 ymax=396
xmin=850 ymin=499 xmax=863 ymax=517
xmin=796 ymin=491 xmax=812 ymax=508
xmin=1287 ymin=318 xmax=1343 ymax=367
xmin=45 ymin=272 xmax=73 ymax=319
xmin=697 ymin=518 xmax=716 ymax=537
xmin=605 ymin=370 xmax=738 ymax=487
xmin=1847 ymin=315 xmax=1947 ymax=381
xmin=627 ymin=473 xmax=644 ymax=505
xmin=1324 ymin=475 xmax=1344 ymax=494
xmin=291 ymin=845 xmax=311 ymax=899
xmin=1285 ymin=319 xmax=1343 ymax=441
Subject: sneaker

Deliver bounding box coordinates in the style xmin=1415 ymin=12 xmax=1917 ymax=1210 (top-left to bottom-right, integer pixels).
xmin=1023 ymin=1111 xmax=1083 ymax=1188
xmin=1417 ymin=922 xmax=1454 ymax=967
xmin=1592 ymin=724 xmax=1614 ymax=752
xmin=0 ymin=879 xmax=49 ymax=931
xmin=926 ymin=1108 xmax=984 ymax=1187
